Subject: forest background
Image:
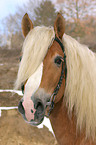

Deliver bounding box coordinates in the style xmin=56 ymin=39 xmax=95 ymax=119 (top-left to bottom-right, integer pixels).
xmin=0 ymin=0 xmax=96 ymax=51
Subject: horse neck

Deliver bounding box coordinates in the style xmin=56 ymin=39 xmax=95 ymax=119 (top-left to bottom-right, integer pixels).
xmin=49 ymin=97 xmax=94 ymax=145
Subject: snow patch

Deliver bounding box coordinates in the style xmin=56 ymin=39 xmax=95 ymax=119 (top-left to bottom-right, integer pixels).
xmin=0 ymin=89 xmax=23 ymax=96
xmin=38 ymin=117 xmax=54 ymax=135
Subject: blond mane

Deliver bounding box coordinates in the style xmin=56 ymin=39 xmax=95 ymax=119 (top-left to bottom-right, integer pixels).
xmin=63 ymin=34 xmax=96 ymax=140
xmin=15 ymin=26 xmax=55 ymax=89
xmin=15 ymin=26 xmax=96 ymax=139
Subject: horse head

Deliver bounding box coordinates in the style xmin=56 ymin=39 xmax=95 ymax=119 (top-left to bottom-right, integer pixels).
xmin=17 ymin=13 xmax=66 ymax=125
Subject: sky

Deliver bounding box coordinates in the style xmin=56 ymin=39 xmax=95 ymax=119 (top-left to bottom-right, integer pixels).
xmin=0 ymin=0 xmax=30 ymax=21
xmin=0 ymin=0 xmax=56 ymax=21
xmin=0 ymin=0 xmax=56 ymax=32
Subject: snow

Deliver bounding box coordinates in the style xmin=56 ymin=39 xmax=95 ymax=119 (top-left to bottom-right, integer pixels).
xmin=0 ymin=89 xmax=23 ymax=96
xmin=38 ymin=117 xmax=54 ymax=135
xmin=0 ymin=89 xmax=54 ymax=135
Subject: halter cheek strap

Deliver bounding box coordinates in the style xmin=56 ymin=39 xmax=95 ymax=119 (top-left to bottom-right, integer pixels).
xmin=45 ymin=36 xmax=67 ymax=117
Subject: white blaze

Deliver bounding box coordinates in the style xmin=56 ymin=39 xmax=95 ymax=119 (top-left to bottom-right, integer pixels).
xmin=22 ymin=62 xmax=43 ymax=121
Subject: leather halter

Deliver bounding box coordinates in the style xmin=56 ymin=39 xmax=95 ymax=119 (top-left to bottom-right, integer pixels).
xmin=21 ymin=36 xmax=67 ymax=117
xmin=45 ymin=36 xmax=67 ymax=117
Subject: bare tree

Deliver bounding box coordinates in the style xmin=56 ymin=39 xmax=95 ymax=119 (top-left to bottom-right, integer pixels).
xmin=1 ymin=0 xmax=43 ymax=49
xmin=56 ymin=0 xmax=96 ymax=21
xmin=2 ymin=14 xmax=21 ymax=49
xmin=34 ymin=0 xmax=56 ymax=26
xmin=1 ymin=0 xmax=96 ymax=49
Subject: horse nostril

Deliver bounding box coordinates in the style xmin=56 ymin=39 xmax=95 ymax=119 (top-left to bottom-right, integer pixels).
xmin=35 ymin=100 xmax=44 ymax=116
xmin=18 ymin=100 xmax=25 ymax=115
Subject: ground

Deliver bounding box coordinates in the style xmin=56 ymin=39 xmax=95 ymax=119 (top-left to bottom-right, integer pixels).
xmin=0 ymin=48 xmax=58 ymax=145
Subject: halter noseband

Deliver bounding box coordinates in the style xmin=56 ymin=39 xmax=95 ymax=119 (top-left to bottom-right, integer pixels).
xmin=46 ymin=36 xmax=67 ymax=117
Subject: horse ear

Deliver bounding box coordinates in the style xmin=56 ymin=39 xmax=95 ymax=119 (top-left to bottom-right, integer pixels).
xmin=54 ymin=13 xmax=65 ymax=39
xmin=22 ymin=13 xmax=33 ymax=37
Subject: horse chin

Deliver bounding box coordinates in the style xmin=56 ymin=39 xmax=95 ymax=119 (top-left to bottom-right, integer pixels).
xmin=29 ymin=117 xmax=44 ymax=126
xmin=21 ymin=113 xmax=45 ymax=126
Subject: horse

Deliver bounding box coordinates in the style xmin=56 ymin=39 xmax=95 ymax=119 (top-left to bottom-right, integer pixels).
xmin=15 ymin=13 xmax=96 ymax=145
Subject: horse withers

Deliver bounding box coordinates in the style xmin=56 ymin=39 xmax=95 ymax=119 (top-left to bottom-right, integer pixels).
xmin=15 ymin=13 xmax=96 ymax=145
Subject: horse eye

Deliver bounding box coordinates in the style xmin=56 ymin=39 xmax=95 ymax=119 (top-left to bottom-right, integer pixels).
xmin=54 ymin=56 xmax=62 ymax=66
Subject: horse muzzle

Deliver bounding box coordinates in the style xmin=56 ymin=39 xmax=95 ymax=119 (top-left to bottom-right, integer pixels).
xmin=18 ymin=97 xmax=45 ymax=126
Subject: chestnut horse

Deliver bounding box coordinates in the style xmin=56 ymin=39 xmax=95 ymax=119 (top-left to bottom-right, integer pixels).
xmin=15 ymin=13 xmax=96 ymax=145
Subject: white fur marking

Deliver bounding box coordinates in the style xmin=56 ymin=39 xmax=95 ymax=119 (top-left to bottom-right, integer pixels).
xmin=23 ymin=62 xmax=43 ymax=121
